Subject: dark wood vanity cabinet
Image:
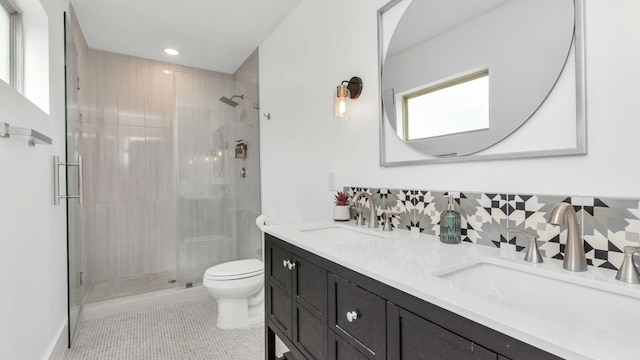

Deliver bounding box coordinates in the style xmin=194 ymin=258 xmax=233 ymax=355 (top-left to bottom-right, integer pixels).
xmin=267 ymin=242 xmax=293 ymax=338
xmin=266 ymin=234 xmax=328 ymax=360
xmin=328 ymin=274 xmax=387 ymax=359
xmin=387 ymin=303 xmax=496 ymax=360
xmin=327 ymin=330 xmax=371 ymax=360
xmin=265 ymin=234 xmax=560 ymax=360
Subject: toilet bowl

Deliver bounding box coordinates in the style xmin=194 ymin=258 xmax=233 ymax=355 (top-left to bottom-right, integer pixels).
xmin=203 ymin=259 xmax=264 ymax=329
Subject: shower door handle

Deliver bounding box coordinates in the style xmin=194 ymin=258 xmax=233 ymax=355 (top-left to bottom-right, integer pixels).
xmin=53 ymin=155 xmax=84 ymax=205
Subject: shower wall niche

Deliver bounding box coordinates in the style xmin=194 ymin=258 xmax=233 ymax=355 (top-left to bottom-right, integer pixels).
xmin=79 ymin=48 xmax=260 ymax=301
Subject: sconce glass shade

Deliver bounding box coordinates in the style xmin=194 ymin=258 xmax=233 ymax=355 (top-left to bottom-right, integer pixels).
xmin=334 ymin=85 xmax=351 ymax=119
xmin=333 ymin=76 xmax=362 ymax=120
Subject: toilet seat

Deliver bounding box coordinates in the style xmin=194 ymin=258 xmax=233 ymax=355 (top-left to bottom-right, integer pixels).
xmin=205 ymin=259 xmax=263 ymax=281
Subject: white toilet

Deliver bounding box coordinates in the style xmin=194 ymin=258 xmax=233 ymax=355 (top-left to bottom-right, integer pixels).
xmin=203 ymin=258 xmax=264 ymax=329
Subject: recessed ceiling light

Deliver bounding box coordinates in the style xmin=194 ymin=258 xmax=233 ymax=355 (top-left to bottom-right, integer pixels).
xmin=164 ymin=48 xmax=179 ymax=56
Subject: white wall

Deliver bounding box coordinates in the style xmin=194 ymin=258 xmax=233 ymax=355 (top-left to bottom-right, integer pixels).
xmin=259 ymin=0 xmax=640 ymax=222
xmin=0 ymin=0 xmax=69 ymax=359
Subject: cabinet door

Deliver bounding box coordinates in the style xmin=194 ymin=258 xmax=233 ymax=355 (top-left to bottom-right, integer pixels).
xmin=292 ymin=255 xmax=327 ymax=322
xmin=328 ymin=330 xmax=373 ymax=360
xmin=293 ymin=303 xmax=327 ymax=360
xmin=267 ymin=283 xmax=292 ymax=339
xmin=329 ymin=275 xmax=386 ymax=359
xmin=267 ymin=242 xmax=291 ymax=294
xmin=387 ymin=303 xmax=497 ymax=360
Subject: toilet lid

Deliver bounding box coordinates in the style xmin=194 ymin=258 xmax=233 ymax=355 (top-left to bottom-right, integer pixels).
xmin=205 ymin=259 xmax=264 ymax=280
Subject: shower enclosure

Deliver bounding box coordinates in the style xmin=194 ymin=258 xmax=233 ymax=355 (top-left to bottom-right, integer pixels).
xmin=175 ymin=70 xmax=262 ymax=287
xmin=71 ymin=47 xmax=261 ymax=305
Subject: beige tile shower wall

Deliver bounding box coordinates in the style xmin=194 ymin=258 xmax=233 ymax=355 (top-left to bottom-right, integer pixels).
xmin=81 ymin=50 xmax=178 ymax=283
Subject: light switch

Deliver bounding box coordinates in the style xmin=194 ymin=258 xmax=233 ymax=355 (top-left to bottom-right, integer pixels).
xmin=328 ymin=172 xmax=336 ymax=191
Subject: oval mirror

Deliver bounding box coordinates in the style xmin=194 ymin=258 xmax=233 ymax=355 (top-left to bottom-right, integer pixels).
xmin=381 ymin=0 xmax=575 ymax=157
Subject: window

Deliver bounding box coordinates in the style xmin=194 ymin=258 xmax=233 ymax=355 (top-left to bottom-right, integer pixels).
xmin=0 ymin=0 xmax=22 ymax=91
xmin=402 ymin=70 xmax=489 ymax=141
xmin=0 ymin=3 xmax=9 ymax=83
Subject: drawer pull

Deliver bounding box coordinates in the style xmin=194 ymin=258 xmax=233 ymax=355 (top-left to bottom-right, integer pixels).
xmin=288 ymin=261 xmax=297 ymax=270
xmin=283 ymin=260 xmax=290 ymax=268
xmin=346 ymin=311 xmax=358 ymax=322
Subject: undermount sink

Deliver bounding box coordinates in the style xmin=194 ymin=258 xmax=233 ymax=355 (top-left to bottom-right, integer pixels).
xmin=435 ymin=260 xmax=640 ymax=339
xmin=299 ymin=226 xmax=384 ymax=244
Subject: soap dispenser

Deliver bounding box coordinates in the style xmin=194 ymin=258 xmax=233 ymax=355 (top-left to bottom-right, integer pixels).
xmin=440 ymin=195 xmax=461 ymax=244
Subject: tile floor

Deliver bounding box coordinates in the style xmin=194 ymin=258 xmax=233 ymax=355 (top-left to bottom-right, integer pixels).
xmin=64 ymin=293 xmax=283 ymax=359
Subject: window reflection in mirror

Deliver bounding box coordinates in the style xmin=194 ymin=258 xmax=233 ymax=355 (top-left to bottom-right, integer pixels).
xmin=402 ymin=70 xmax=489 ymax=141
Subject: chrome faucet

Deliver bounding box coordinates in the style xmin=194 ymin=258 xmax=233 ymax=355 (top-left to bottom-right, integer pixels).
xmin=352 ymin=191 xmax=378 ymax=228
xmin=382 ymin=211 xmax=400 ymax=232
xmin=547 ymin=203 xmax=587 ymax=272
xmin=615 ymin=246 xmax=640 ymax=284
xmin=506 ymin=228 xmax=543 ymax=264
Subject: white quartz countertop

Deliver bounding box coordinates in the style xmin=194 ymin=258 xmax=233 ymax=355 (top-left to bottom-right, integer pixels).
xmin=263 ymin=220 xmax=640 ymax=360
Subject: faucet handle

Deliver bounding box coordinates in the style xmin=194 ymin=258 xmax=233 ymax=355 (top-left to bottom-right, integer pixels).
xmin=615 ymin=246 xmax=640 ymax=284
xmin=382 ymin=211 xmax=400 ymax=232
xmin=351 ymin=206 xmax=365 ymax=226
xmin=507 ymin=228 xmax=543 ymax=264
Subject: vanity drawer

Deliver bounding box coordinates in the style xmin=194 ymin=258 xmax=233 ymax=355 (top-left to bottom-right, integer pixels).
xmin=292 ymin=254 xmax=327 ymax=321
xmin=387 ymin=302 xmax=497 ymax=360
xmin=328 ymin=329 xmax=373 ymax=360
xmin=293 ymin=303 xmax=327 ymax=360
xmin=267 ymin=282 xmax=292 ymax=339
xmin=267 ymin=242 xmax=291 ymax=294
xmin=329 ymin=274 xmax=386 ymax=358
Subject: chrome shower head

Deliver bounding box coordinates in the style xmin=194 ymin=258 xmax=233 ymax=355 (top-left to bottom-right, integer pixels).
xmin=219 ymin=94 xmax=244 ymax=107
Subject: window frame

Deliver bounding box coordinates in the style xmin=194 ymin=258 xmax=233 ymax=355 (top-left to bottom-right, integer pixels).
xmin=0 ymin=0 xmax=23 ymax=92
xmin=401 ymin=69 xmax=489 ymax=142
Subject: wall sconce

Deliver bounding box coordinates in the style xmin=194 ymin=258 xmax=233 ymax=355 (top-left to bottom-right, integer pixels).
xmin=334 ymin=76 xmax=363 ymax=120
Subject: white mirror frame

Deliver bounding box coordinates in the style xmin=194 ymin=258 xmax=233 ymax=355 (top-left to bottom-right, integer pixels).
xmin=378 ymin=0 xmax=587 ymax=167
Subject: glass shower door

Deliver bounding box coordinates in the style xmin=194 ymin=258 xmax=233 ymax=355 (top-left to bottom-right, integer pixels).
xmin=64 ymin=13 xmax=83 ymax=345
xmin=175 ymin=72 xmax=236 ymax=286
xmin=174 ymin=70 xmax=261 ymax=286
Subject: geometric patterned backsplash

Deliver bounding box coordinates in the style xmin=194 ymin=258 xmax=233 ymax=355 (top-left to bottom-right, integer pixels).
xmin=345 ymin=186 xmax=640 ymax=271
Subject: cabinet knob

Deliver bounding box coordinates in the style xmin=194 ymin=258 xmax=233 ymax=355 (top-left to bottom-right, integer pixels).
xmin=282 ymin=260 xmax=290 ymax=268
xmin=288 ymin=261 xmax=297 ymax=270
xmin=346 ymin=311 xmax=358 ymax=322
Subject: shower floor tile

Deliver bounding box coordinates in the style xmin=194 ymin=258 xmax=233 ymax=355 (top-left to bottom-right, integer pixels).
xmin=85 ymin=270 xmax=178 ymax=303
